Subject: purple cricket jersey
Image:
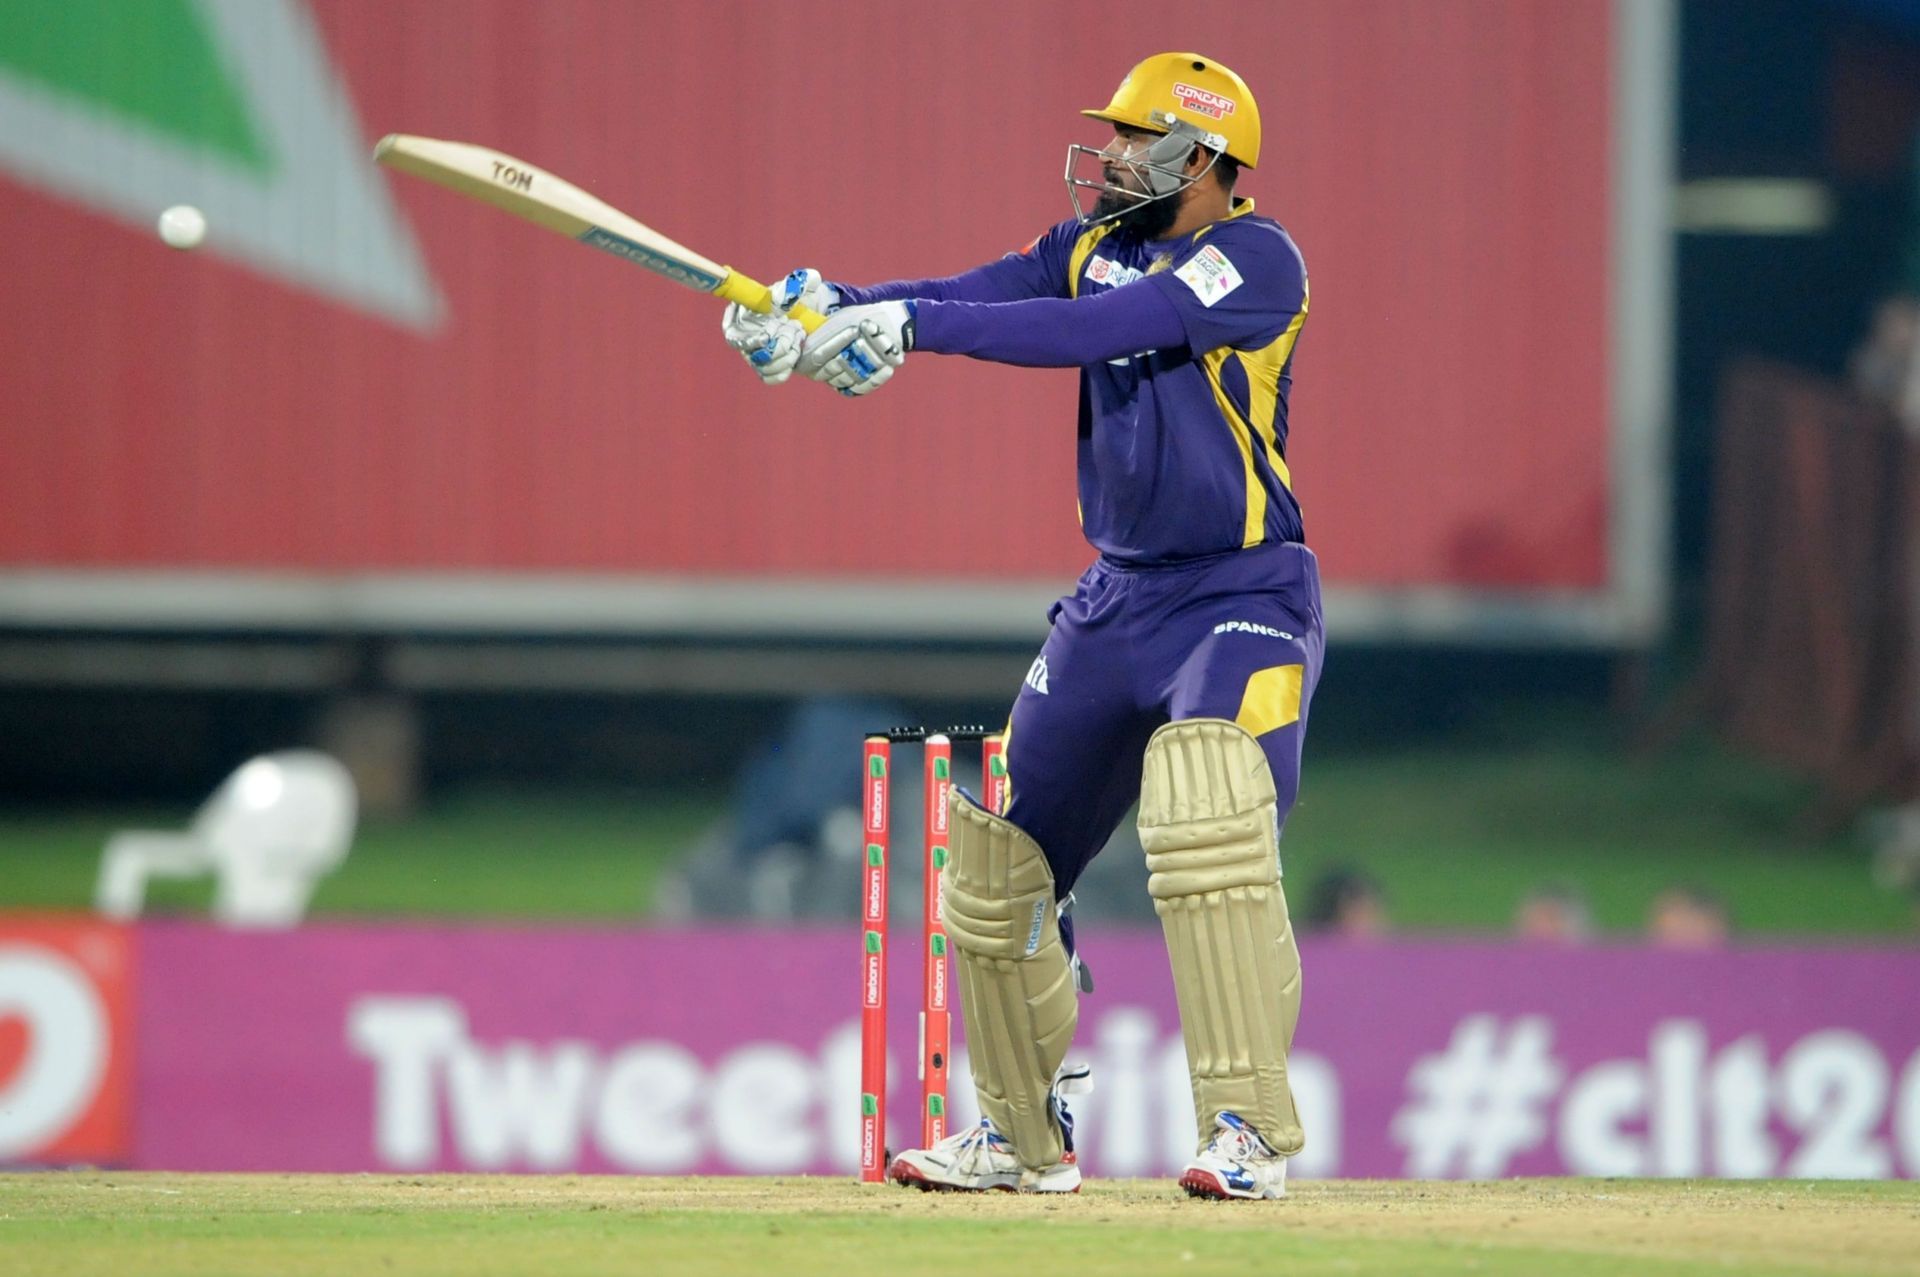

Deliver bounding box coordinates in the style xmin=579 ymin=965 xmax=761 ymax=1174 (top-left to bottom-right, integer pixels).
xmin=836 ymin=201 xmax=1310 ymax=565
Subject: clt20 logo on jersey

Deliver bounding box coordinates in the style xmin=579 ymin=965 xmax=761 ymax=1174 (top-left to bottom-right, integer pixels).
xmin=1173 ymin=83 xmax=1237 ymax=120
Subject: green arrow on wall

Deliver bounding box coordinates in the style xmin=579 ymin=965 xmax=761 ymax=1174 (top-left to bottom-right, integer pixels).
xmin=0 ymin=0 xmax=267 ymax=170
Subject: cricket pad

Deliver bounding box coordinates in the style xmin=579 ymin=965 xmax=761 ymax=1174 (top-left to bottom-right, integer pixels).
xmin=941 ymin=790 xmax=1078 ymax=1169
xmin=1138 ymin=718 xmax=1305 ymax=1157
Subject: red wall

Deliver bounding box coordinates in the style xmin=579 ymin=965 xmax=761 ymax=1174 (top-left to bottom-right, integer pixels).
xmin=0 ymin=0 xmax=1612 ymax=589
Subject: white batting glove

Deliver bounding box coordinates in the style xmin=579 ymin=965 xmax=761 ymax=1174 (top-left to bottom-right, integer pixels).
xmin=797 ymin=300 xmax=918 ymax=397
xmin=722 ymin=268 xmax=839 ymax=386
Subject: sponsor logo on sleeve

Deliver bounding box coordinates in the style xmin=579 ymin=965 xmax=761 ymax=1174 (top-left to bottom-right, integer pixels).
xmin=1086 ymin=256 xmax=1143 ymax=288
xmin=1173 ymin=83 xmax=1237 ymax=120
xmin=1173 ymin=244 xmax=1244 ymax=307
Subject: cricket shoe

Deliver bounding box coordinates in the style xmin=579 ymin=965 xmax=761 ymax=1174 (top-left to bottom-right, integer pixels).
xmin=890 ymin=1065 xmax=1091 ymax=1193
xmin=1180 ymin=1111 xmax=1288 ymax=1201
xmin=888 ymin=1118 xmax=1080 ymax=1193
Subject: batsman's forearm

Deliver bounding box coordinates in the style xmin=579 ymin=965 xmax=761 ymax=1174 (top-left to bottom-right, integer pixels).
xmin=835 ymin=254 xmax=1057 ymax=306
xmin=912 ymin=284 xmax=1187 ymax=367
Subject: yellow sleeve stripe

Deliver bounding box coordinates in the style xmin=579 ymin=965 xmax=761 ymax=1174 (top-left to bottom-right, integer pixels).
xmin=1239 ymin=289 xmax=1308 ymax=493
xmin=1205 ymin=273 xmax=1310 ymax=548
xmin=1066 ymin=225 xmax=1116 ymax=299
xmin=1201 ymin=348 xmax=1269 ymax=548
xmin=1244 ymin=346 xmax=1289 ymax=491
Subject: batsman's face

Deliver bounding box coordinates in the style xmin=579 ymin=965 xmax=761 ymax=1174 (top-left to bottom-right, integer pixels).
xmin=1100 ymin=126 xmax=1159 ymax=195
xmin=1066 ymin=121 xmax=1204 ymax=230
xmin=1086 ymin=126 xmax=1160 ymax=223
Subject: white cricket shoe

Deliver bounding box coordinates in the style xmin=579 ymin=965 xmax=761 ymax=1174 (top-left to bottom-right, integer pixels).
xmin=1180 ymin=1111 xmax=1288 ymax=1200
xmin=888 ymin=1118 xmax=1081 ymax=1193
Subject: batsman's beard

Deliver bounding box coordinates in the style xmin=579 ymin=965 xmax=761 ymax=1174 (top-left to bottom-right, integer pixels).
xmin=1093 ymin=183 xmax=1183 ymax=240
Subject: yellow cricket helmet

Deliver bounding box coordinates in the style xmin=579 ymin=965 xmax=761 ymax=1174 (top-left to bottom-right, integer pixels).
xmin=1082 ymin=52 xmax=1261 ymax=169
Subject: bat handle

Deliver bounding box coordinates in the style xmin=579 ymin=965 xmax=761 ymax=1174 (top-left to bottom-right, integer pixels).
xmin=785 ymin=303 xmax=829 ymax=333
xmin=714 ymin=269 xmax=829 ymax=333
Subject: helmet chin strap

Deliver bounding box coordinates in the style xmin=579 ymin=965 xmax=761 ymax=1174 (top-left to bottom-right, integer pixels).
xmin=1065 ymin=118 xmax=1223 ymax=227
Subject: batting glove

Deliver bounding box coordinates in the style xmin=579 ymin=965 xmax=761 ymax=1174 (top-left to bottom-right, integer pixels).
xmin=722 ymin=268 xmax=839 ymax=386
xmin=797 ymin=300 xmax=918 ymax=397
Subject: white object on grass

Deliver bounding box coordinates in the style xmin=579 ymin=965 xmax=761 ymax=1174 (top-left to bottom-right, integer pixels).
xmin=95 ymin=750 xmax=357 ymax=927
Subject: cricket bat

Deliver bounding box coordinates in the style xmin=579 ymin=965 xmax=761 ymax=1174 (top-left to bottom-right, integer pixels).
xmin=373 ymin=133 xmax=826 ymax=331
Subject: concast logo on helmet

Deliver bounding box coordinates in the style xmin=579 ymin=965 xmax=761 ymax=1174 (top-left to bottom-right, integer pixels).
xmin=1172 ymin=82 xmax=1236 ymax=120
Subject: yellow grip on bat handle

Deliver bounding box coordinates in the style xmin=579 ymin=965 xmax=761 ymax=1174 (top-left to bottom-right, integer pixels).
xmin=714 ymin=269 xmax=828 ymax=333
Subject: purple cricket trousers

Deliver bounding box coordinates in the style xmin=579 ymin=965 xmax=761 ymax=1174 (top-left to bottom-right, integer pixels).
xmin=998 ymin=540 xmax=1324 ymax=940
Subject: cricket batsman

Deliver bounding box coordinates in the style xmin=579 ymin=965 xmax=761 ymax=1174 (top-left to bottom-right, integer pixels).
xmin=724 ymin=53 xmax=1315 ymax=1201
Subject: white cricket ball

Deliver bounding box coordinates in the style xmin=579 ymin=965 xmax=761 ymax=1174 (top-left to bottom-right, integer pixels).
xmin=157 ymin=204 xmax=207 ymax=250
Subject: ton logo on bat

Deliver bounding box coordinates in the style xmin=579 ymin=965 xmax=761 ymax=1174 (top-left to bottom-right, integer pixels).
xmin=490 ymin=161 xmax=533 ymax=192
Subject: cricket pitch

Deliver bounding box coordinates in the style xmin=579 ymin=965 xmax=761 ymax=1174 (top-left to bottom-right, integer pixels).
xmin=2 ymin=1173 xmax=1915 ymax=1276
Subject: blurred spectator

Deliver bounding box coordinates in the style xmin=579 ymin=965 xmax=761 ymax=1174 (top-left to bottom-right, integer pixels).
xmin=1906 ymin=123 xmax=1920 ymax=299
xmin=1851 ymin=286 xmax=1920 ymax=906
xmin=655 ymin=696 xmax=909 ymax=921
xmin=1647 ymin=885 xmax=1731 ymax=949
xmin=1302 ymin=865 xmax=1388 ymax=938
xmin=726 ymin=697 xmax=910 ymax=865
xmin=1513 ymin=882 xmax=1593 ymax=944
xmin=1847 ymin=291 xmax=1920 ymax=427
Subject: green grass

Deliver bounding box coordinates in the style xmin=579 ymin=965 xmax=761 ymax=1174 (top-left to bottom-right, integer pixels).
xmin=1 ymin=738 xmax=1912 ymax=935
xmin=1283 ymin=740 xmax=1915 ymax=935
xmin=0 ymin=1174 xmax=1913 ymax=1277
xmin=0 ymin=791 xmax=717 ymax=921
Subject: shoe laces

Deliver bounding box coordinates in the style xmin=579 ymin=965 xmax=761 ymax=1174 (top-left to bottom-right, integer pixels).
xmin=945 ymin=1119 xmax=1012 ymax=1173
xmin=1206 ymin=1112 xmax=1278 ymax=1163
